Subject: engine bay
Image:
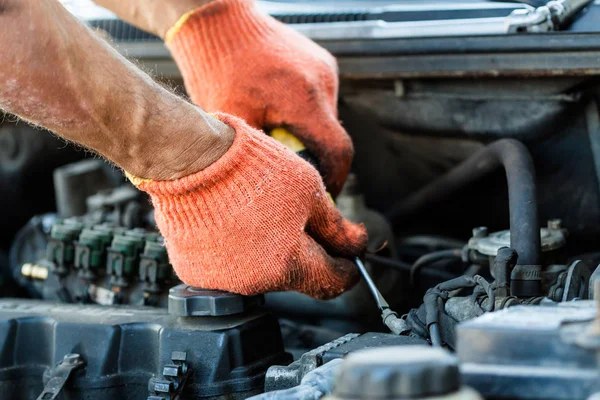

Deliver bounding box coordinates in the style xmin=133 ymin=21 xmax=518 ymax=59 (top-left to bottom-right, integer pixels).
xmin=1 ymin=0 xmax=600 ymax=399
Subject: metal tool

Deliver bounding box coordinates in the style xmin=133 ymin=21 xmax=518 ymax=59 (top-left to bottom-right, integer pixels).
xmin=270 ymin=128 xmax=409 ymax=335
xmin=355 ymin=257 xmax=389 ymax=311
xmin=355 ymin=257 xmax=409 ymax=335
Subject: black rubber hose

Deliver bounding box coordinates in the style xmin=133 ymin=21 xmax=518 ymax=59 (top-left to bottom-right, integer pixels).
xmin=429 ymin=323 xmax=442 ymax=347
xmin=423 ymin=276 xmax=476 ymax=329
xmin=365 ymin=254 xmax=456 ymax=281
xmin=493 ymin=247 xmax=518 ymax=297
xmin=409 ymin=249 xmax=462 ymax=285
xmin=386 ymin=139 xmax=540 ymax=266
xmin=472 ymin=275 xmax=496 ymax=312
xmin=423 ymin=275 xmax=487 ymax=329
xmin=423 ymin=275 xmax=492 ymax=346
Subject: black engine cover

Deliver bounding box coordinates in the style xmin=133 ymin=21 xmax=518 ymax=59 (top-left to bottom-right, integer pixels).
xmin=0 ymin=299 xmax=290 ymax=399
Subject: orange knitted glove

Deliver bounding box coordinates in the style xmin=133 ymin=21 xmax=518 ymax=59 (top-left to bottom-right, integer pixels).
xmin=166 ymin=0 xmax=352 ymax=196
xmin=134 ymin=114 xmax=367 ymax=299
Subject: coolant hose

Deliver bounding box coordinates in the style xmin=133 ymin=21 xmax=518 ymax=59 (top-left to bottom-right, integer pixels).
xmin=387 ymin=139 xmax=540 ymax=266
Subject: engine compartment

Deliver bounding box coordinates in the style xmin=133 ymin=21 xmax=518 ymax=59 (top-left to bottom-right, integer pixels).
xmin=1 ymin=1 xmax=600 ymax=399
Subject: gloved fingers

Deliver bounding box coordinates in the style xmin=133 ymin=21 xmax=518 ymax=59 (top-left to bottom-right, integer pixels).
xmin=293 ymin=233 xmax=360 ymax=300
xmin=306 ymin=185 xmax=368 ymax=258
xmin=283 ymin=111 xmax=353 ymax=197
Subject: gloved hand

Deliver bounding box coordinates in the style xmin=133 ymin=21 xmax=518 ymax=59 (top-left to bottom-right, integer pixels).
xmin=132 ymin=113 xmax=367 ymax=299
xmin=94 ymin=0 xmax=352 ymax=196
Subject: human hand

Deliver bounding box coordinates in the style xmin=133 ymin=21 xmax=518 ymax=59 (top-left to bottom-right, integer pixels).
xmin=0 ymin=0 xmax=234 ymax=181
xmin=133 ymin=114 xmax=367 ymax=299
xmin=94 ymin=0 xmax=353 ymax=196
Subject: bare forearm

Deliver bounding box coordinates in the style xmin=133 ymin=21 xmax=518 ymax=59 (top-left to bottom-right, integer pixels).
xmin=0 ymin=0 xmax=233 ymax=180
xmin=93 ymin=0 xmax=216 ymax=38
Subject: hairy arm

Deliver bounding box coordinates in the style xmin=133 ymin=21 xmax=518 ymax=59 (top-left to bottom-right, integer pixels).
xmin=0 ymin=0 xmax=234 ymax=180
xmin=92 ymin=0 xmax=215 ymax=39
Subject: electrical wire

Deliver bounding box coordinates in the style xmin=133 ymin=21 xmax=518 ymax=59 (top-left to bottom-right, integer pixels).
xmin=409 ymin=249 xmax=462 ymax=285
xmin=354 ymin=257 xmax=389 ymax=311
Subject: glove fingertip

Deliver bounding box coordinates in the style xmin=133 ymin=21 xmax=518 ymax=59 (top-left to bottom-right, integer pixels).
xmin=331 ymin=220 xmax=369 ymax=258
xmin=306 ymin=257 xmax=360 ymax=300
xmin=341 ymin=221 xmax=369 ymax=255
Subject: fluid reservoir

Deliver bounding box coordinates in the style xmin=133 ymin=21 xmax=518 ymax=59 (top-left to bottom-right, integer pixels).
xmin=326 ymin=346 xmax=482 ymax=400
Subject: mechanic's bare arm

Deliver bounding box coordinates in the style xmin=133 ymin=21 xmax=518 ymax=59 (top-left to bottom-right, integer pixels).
xmin=92 ymin=0 xmax=214 ymax=39
xmin=0 ymin=0 xmax=234 ymax=180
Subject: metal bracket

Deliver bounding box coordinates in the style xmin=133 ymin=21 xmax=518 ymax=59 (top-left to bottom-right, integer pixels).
xmin=148 ymin=351 xmax=190 ymax=400
xmin=36 ymin=353 xmax=85 ymax=400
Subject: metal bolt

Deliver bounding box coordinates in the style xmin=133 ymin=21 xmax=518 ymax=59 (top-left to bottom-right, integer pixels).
xmin=472 ymin=226 xmax=489 ymax=238
xmin=548 ymin=219 xmax=563 ymax=230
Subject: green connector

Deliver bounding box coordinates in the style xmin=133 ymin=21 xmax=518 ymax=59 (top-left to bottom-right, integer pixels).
xmin=47 ymin=221 xmax=84 ymax=267
xmin=107 ymin=234 xmax=145 ymax=280
xmin=75 ymin=228 xmax=113 ymax=270
xmin=126 ymin=228 xmax=161 ymax=243
xmin=142 ymin=240 xmax=170 ymax=280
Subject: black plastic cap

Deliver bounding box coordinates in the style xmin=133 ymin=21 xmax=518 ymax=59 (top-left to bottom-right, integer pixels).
xmin=333 ymin=346 xmax=460 ymax=399
xmin=168 ymin=284 xmax=264 ymax=317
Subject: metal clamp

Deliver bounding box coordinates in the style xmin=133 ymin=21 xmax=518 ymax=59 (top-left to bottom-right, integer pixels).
xmin=37 ymin=353 xmax=85 ymax=400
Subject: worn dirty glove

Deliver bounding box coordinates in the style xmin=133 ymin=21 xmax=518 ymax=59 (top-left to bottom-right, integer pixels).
xmin=94 ymin=0 xmax=352 ymax=196
xmin=132 ymin=114 xmax=367 ymax=299
xmin=165 ymin=0 xmax=352 ymax=196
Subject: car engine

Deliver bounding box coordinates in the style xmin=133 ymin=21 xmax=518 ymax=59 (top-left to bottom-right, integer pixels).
xmin=2 ymin=0 xmax=600 ymax=399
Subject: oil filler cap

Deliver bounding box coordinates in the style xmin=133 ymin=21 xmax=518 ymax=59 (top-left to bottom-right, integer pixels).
xmin=333 ymin=346 xmax=460 ymax=399
xmin=168 ymin=284 xmax=264 ymax=317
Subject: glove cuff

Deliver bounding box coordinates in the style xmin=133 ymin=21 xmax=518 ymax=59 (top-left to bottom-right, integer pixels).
xmin=165 ymin=0 xmax=268 ymax=43
xmin=132 ymin=112 xmax=289 ymax=196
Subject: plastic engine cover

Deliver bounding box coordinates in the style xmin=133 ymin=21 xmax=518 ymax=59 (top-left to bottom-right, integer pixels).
xmin=0 ymin=299 xmax=290 ymax=399
xmin=457 ymin=301 xmax=599 ymax=400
